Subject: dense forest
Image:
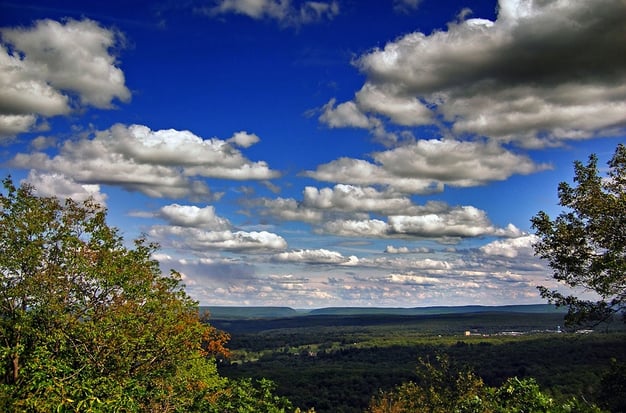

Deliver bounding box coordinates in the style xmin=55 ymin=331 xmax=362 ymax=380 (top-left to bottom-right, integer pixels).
xmin=215 ymin=311 xmax=626 ymax=413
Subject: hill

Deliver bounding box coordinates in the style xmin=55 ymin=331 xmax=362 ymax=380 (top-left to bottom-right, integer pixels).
xmin=307 ymin=304 xmax=565 ymax=316
xmin=201 ymin=304 xmax=565 ymax=319
xmin=200 ymin=306 xmax=299 ymax=319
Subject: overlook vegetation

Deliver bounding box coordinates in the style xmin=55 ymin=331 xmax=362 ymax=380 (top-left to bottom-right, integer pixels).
xmin=0 ymin=177 xmax=296 ymax=412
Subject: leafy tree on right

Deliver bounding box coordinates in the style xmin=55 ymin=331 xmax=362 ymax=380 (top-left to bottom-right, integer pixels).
xmin=531 ymin=143 xmax=626 ymax=327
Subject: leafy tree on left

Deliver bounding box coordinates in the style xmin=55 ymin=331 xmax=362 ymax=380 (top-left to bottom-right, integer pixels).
xmin=0 ymin=177 xmax=237 ymax=412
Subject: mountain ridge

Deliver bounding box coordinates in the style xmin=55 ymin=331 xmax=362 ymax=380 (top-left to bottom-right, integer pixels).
xmin=200 ymin=304 xmax=564 ymax=319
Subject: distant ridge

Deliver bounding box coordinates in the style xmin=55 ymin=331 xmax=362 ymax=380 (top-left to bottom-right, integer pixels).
xmin=307 ymin=304 xmax=565 ymax=316
xmin=200 ymin=304 xmax=564 ymax=319
xmin=200 ymin=306 xmax=298 ymax=319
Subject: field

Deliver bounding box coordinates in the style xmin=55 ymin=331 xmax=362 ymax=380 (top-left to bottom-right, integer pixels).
xmin=208 ymin=306 xmax=626 ymax=413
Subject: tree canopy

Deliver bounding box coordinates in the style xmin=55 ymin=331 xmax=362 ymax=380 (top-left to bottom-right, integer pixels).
xmin=366 ymin=356 xmax=603 ymax=413
xmin=0 ymin=177 xmax=292 ymax=412
xmin=531 ymin=143 xmax=626 ymax=327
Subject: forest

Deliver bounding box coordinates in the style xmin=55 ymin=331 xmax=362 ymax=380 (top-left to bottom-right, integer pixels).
xmin=214 ymin=310 xmax=626 ymax=413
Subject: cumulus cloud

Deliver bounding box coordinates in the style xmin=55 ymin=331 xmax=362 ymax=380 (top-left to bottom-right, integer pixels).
xmin=10 ymin=123 xmax=279 ymax=200
xmin=355 ymin=83 xmax=432 ymax=127
xmin=253 ymin=184 xmax=421 ymax=224
xmin=0 ymin=18 xmax=130 ymax=139
xmin=317 ymin=218 xmax=388 ymax=238
xmin=305 ymin=139 xmax=549 ymax=193
xmin=321 ymin=0 xmax=626 ymax=146
xmin=384 ymin=245 xmax=431 ymax=254
xmin=272 ymin=248 xmax=357 ymax=265
xmin=319 ymin=98 xmax=372 ymax=129
xmin=253 ymin=184 xmax=520 ymax=243
xmin=318 ymin=206 xmax=521 ymax=241
xmin=201 ymin=0 xmax=339 ymax=26
xmin=254 ymin=196 xmax=324 ymax=223
xmin=158 ymin=204 xmax=231 ymax=230
xmin=228 ymin=131 xmax=260 ymax=148
xmin=302 ymin=184 xmax=415 ymax=214
xmin=150 ymin=225 xmax=287 ymax=253
xmin=385 ymin=272 xmax=440 ymax=286
xmin=23 ymin=170 xmax=108 ymax=206
xmin=388 ymin=206 xmax=510 ymax=238
xmin=480 ymin=234 xmax=538 ymax=258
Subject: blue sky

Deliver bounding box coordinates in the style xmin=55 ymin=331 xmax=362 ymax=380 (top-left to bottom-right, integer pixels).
xmin=1 ymin=0 xmax=624 ymax=308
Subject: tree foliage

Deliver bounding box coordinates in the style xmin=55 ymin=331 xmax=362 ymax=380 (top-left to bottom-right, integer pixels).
xmin=0 ymin=177 xmax=292 ymax=412
xmin=531 ymin=143 xmax=626 ymax=327
xmin=366 ymin=356 xmax=603 ymax=413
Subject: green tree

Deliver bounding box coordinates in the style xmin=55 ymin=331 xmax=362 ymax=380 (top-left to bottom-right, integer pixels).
xmin=597 ymin=358 xmax=626 ymax=413
xmin=366 ymin=355 xmax=488 ymax=413
xmin=366 ymin=356 xmax=603 ymax=413
xmin=531 ymin=144 xmax=626 ymax=327
xmin=208 ymin=378 xmax=299 ymax=413
xmin=0 ymin=177 xmax=255 ymax=412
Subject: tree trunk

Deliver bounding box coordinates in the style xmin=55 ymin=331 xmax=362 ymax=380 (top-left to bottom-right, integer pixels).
xmin=12 ymin=352 xmax=19 ymax=383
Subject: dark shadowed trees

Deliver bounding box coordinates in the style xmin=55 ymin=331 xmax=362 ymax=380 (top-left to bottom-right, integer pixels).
xmin=366 ymin=356 xmax=603 ymax=413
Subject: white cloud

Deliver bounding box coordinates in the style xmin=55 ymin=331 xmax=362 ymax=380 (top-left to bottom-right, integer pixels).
xmin=254 ymin=184 xmax=520 ymax=243
xmin=23 ymin=170 xmax=108 ymax=206
xmin=0 ymin=114 xmax=37 ymax=139
xmin=316 ymin=205 xmax=521 ymax=242
xmin=323 ymin=0 xmax=626 ymax=146
xmin=480 ymin=234 xmax=538 ymax=258
xmin=384 ymin=245 xmax=431 ymax=254
xmin=385 ymin=272 xmax=440 ymax=285
xmin=318 ymin=218 xmax=389 ymax=238
xmin=159 ymin=204 xmax=231 ymax=230
xmin=253 ymin=185 xmax=428 ymax=225
xmin=203 ymin=0 xmax=339 ymax=26
xmin=319 ymin=98 xmax=372 ymax=129
xmin=305 ymin=139 xmax=549 ymax=193
xmin=10 ymin=123 xmax=279 ymax=199
xmin=255 ymin=196 xmax=324 ymax=223
xmin=302 ymin=184 xmax=414 ymax=215
xmin=304 ymin=157 xmax=443 ymax=194
xmin=227 ymin=131 xmax=260 ymax=148
xmin=385 ymin=246 xmax=410 ymax=254
xmin=388 ymin=207 xmax=496 ymax=238
xmin=355 ymin=83 xmax=432 ymax=126
xmin=150 ymin=225 xmax=287 ymax=253
xmin=0 ymin=19 xmax=130 ymax=138
xmin=151 ymin=235 xmax=552 ymax=307
xmin=30 ymin=135 xmax=56 ymax=150
xmin=272 ymin=248 xmax=356 ymax=265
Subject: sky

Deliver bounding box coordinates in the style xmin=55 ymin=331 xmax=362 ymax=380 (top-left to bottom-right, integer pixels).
xmin=1 ymin=0 xmax=625 ymax=309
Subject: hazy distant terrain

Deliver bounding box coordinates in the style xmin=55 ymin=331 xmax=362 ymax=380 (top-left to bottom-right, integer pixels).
xmin=202 ymin=304 xmax=566 ymax=319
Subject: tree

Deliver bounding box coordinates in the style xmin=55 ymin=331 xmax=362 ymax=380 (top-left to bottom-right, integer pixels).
xmin=0 ymin=177 xmax=232 ymax=411
xmin=597 ymin=358 xmax=626 ymax=413
xmin=531 ymin=143 xmax=626 ymax=327
xmin=366 ymin=355 xmax=488 ymax=413
xmin=366 ymin=356 xmax=603 ymax=413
